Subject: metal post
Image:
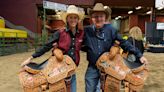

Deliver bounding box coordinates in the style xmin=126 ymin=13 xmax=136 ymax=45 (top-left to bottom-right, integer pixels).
xmin=42 ymin=0 xmax=48 ymax=45
xmin=15 ymin=32 xmax=18 ymax=53
xmin=150 ymin=7 xmax=156 ymax=22
xmin=1 ymin=32 xmax=5 ymax=55
xmin=150 ymin=0 xmax=156 ymax=22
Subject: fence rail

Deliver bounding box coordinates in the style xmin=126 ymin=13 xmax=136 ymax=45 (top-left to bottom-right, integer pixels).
xmin=0 ymin=31 xmax=28 ymax=56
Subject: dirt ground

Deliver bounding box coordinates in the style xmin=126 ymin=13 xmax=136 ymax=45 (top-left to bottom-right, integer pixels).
xmin=0 ymin=51 xmax=164 ymax=92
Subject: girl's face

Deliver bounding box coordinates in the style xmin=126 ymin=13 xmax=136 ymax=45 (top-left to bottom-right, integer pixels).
xmin=67 ymin=14 xmax=79 ymax=29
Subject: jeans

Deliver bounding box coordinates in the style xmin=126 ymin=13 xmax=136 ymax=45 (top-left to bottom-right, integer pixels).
xmin=85 ymin=65 xmax=101 ymax=92
xmin=71 ymin=74 xmax=76 ymax=92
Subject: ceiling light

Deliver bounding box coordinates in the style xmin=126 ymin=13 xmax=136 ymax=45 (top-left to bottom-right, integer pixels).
xmin=128 ymin=11 xmax=133 ymax=14
xmin=115 ymin=16 xmax=122 ymax=20
xmin=146 ymin=11 xmax=152 ymax=14
xmin=118 ymin=16 xmax=122 ymax=18
xmin=104 ymin=6 xmax=108 ymax=9
xmin=135 ymin=6 xmax=142 ymax=10
xmin=115 ymin=17 xmax=119 ymax=20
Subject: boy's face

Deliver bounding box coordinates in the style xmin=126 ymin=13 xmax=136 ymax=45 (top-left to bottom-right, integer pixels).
xmin=91 ymin=12 xmax=106 ymax=29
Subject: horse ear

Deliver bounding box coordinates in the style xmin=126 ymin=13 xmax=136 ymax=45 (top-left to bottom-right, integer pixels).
xmin=53 ymin=48 xmax=63 ymax=62
xmin=108 ymin=41 xmax=121 ymax=60
xmin=108 ymin=46 xmax=120 ymax=60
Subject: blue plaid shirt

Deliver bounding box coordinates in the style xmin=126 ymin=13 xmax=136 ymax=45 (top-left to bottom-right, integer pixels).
xmin=83 ymin=24 xmax=142 ymax=66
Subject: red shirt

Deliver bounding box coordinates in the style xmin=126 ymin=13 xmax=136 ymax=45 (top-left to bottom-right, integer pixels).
xmin=32 ymin=29 xmax=84 ymax=66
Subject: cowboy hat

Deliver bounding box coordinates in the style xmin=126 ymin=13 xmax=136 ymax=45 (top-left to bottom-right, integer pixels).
xmin=88 ymin=3 xmax=111 ymax=19
xmin=61 ymin=5 xmax=84 ymax=23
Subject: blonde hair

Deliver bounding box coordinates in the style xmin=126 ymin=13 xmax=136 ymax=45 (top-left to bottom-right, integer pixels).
xmin=129 ymin=26 xmax=143 ymax=40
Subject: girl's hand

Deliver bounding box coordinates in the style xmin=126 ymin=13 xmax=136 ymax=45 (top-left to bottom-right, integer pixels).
xmin=21 ymin=56 xmax=33 ymax=67
xmin=140 ymin=56 xmax=148 ymax=65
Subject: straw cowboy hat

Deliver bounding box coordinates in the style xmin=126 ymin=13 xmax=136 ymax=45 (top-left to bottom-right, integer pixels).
xmin=88 ymin=3 xmax=112 ymax=19
xmin=61 ymin=5 xmax=84 ymax=23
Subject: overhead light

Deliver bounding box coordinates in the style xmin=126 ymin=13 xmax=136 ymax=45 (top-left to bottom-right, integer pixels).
xmin=104 ymin=6 xmax=108 ymax=9
xmin=157 ymin=7 xmax=164 ymax=10
xmin=135 ymin=6 xmax=142 ymax=10
xmin=115 ymin=17 xmax=119 ymax=20
xmin=115 ymin=16 xmax=122 ymax=20
xmin=146 ymin=11 xmax=152 ymax=14
xmin=128 ymin=11 xmax=133 ymax=14
xmin=118 ymin=16 xmax=122 ymax=18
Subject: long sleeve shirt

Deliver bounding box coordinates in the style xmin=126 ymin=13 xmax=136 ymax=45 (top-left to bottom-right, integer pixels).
xmin=32 ymin=29 xmax=84 ymax=66
xmin=83 ymin=24 xmax=143 ymax=66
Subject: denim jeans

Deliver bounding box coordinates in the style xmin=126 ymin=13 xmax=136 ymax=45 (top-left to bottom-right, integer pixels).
xmin=71 ymin=74 xmax=76 ymax=92
xmin=85 ymin=65 xmax=101 ymax=92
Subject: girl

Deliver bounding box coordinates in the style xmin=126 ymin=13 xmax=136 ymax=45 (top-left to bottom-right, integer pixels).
xmin=128 ymin=26 xmax=144 ymax=54
xmin=21 ymin=5 xmax=84 ymax=92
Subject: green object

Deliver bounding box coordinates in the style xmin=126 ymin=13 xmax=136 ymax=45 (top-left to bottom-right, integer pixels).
xmin=123 ymin=36 xmax=128 ymax=40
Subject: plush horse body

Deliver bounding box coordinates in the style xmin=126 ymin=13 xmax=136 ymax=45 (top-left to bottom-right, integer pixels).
xmin=19 ymin=48 xmax=76 ymax=92
xmin=96 ymin=42 xmax=148 ymax=92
